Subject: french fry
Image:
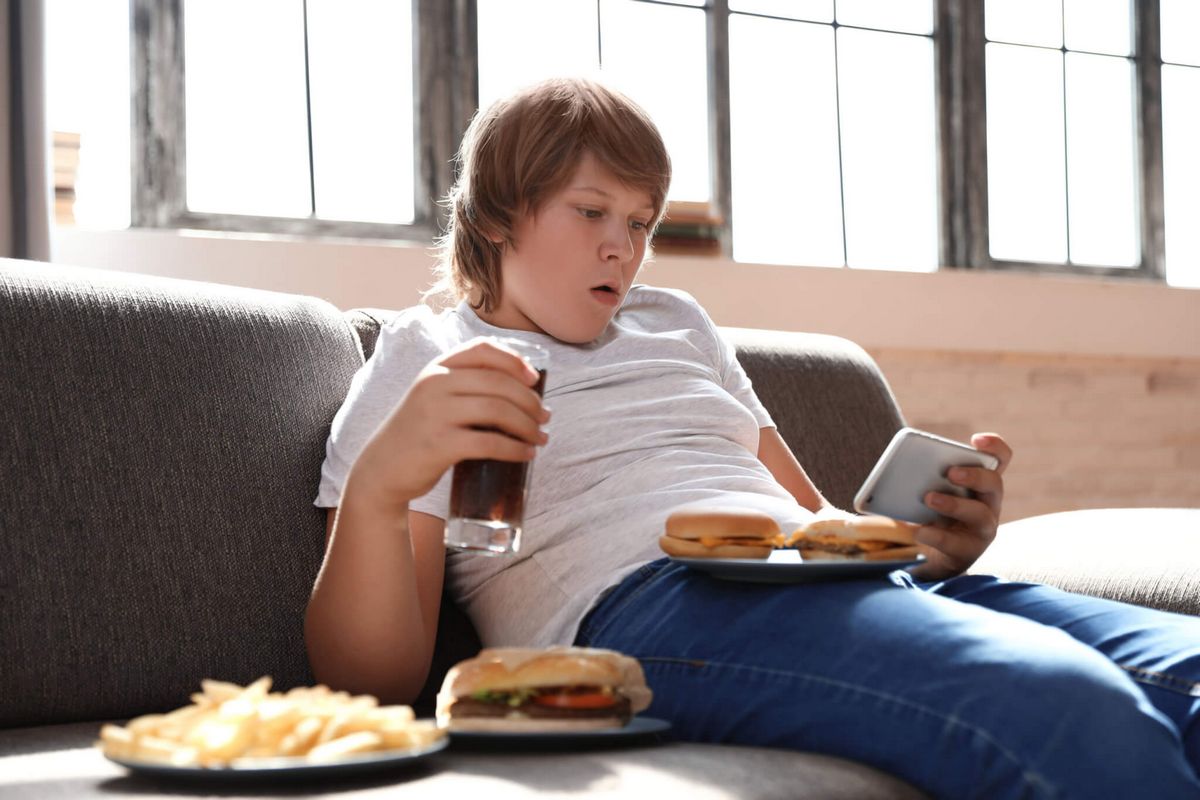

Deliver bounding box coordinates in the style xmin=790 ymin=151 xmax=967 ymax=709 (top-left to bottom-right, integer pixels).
xmin=95 ymin=676 xmax=444 ymax=768
xmin=307 ymin=731 xmax=383 ymax=762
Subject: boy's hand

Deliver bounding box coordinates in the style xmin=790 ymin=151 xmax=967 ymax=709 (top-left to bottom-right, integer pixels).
xmin=348 ymin=338 xmax=550 ymax=513
xmin=910 ymin=433 xmax=1012 ymax=581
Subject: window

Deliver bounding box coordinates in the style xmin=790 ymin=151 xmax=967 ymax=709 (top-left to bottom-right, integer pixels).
xmin=121 ymin=0 xmax=1199 ymax=286
xmin=46 ymin=0 xmax=130 ymax=230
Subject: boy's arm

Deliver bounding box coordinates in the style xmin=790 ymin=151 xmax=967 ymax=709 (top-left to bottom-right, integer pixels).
xmin=305 ymin=339 xmax=548 ymax=703
xmin=305 ymin=502 xmax=444 ymax=704
xmin=757 ymin=427 xmax=832 ymax=513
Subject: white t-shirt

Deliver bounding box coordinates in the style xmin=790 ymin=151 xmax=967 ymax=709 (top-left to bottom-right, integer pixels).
xmin=315 ymin=285 xmax=817 ymax=647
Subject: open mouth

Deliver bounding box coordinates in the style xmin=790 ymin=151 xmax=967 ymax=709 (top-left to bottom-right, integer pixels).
xmin=589 ymin=284 xmax=621 ymax=306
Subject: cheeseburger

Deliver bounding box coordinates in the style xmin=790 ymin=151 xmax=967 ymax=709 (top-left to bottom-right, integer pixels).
xmin=788 ymin=515 xmax=921 ymax=562
xmin=659 ymin=507 xmax=784 ymax=560
xmin=436 ymin=646 xmax=652 ymax=732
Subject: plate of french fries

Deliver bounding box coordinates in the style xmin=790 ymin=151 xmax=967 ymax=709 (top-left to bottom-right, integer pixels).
xmin=96 ymin=676 xmax=447 ymax=780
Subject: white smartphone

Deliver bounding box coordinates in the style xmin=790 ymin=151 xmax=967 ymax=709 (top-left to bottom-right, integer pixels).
xmin=853 ymin=427 xmax=1000 ymax=525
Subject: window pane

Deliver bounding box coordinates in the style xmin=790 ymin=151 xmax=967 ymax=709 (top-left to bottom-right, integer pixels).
xmin=600 ymin=0 xmax=709 ymax=201
xmin=1064 ymin=54 xmax=1138 ymax=267
xmin=184 ymin=0 xmax=311 ymax=217
xmin=986 ymin=44 xmax=1067 ymax=263
xmin=476 ymin=0 xmax=599 ymax=113
xmin=46 ymin=0 xmax=130 ymax=229
xmin=1064 ymin=0 xmax=1132 ymax=56
xmin=1163 ymin=66 xmax=1200 ymax=287
xmin=1161 ymin=0 xmax=1200 ymax=66
xmin=985 ymin=0 xmax=1062 ymax=48
xmin=730 ymin=17 xmax=842 ymax=266
xmin=307 ymin=0 xmax=413 ymax=224
xmin=729 ymin=0 xmax=832 ymax=23
xmin=837 ymin=0 xmax=934 ymax=35
xmin=838 ymin=28 xmax=937 ymax=271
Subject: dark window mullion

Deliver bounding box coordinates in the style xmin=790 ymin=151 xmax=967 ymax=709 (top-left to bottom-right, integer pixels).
xmin=301 ymin=0 xmax=316 ymax=218
xmin=1060 ymin=1 xmax=1072 ymax=264
xmin=708 ymin=0 xmax=732 ymax=257
xmin=941 ymin=0 xmax=989 ymax=268
xmin=131 ymin=0 xmax=187 ymax=227
xmin=1135 ymin=0 xmax=1166 ymax=279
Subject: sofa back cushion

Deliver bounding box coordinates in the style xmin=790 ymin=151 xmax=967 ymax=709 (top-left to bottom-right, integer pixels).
xmin=0 ymin=260 xmax=363 ymax=728
xmin=724 ymin=327 xmax=906 ymax=511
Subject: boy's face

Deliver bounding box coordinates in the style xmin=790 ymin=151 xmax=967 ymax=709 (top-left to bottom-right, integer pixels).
xmin=480 ymin=152 xmax=655 ymax=343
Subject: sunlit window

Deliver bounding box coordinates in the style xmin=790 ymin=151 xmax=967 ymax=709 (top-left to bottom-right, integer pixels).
xmin=985 ymin=0 xmax=1139 ymax=268
xmin=107 ymin=0 xmax=1193 ymax=286
xmin=45 ymin=0 xmax=130 ymax=230
xmin=183 ymin=0 xmax=414 ymax=223
xmin=729 ymin=3 xmax=937 ymax=270
xmin=1160 ymin=0 xmax=1200 ymax=289
xmin=476 ymin=0 xmax=709 ymax=204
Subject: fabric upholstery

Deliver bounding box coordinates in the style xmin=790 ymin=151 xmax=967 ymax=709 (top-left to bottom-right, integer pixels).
xmin=0 ymin=720 xmax=926 ymax=799
xmin=977 ymin=508 xmax=1200 ymax=617
xmin=0 ymin=260 xmax=364 ymax=728
xmin=723 ymin=327 xmax=906 ymax=511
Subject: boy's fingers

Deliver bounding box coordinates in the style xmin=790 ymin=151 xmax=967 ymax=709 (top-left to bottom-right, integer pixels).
xmin=449 ymin=428 xmax=538 ymax=464
xmin=440 ymin=339 xmax=541 ymax=387
xmin=448 ymin=396 xmax=547 ymax=446
xmin=971 ymin=432 xmax=1012 ymax=476
xmin=437 ymin=369 xmax=550 ymax=423
xmin=946 ymin=467 xmax=1003 ymax=514
xmin=924 ymin=491 xmax=996 ymax=535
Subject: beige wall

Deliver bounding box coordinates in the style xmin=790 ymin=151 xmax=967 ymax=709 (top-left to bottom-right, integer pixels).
xmin=51 ymin=228 xmax=1200 ymax=523
xmin=870 ymin=349 xmax=1200 ymax=522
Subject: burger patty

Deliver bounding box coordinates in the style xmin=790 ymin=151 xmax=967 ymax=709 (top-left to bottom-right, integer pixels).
xmin=798 ymin=540 xmax=897 ymax=555
xmin=452 ymin=695 xmax=633 ymax=723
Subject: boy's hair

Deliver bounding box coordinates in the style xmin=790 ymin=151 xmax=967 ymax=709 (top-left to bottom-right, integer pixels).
xmin=430 ymin=77 xmax=672 ymax=312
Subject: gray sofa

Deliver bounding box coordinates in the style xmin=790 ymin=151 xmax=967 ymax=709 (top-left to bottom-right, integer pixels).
xmin=1 ymin=257 xmax=1195 ymax=799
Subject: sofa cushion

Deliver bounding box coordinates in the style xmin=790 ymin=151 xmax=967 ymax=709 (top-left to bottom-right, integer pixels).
xmin=0 ymin=720 xmax=927 ymax=799
xmin=0 ymin=260 xmax=364 ymax=728
xmin=975 ymin=508 xmax=1200 ymax=616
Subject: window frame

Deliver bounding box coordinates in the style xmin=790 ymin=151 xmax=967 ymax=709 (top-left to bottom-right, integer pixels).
xmin=131 ymin=0 xmax=478 ymax=240
xmin=942 ymin=0 xmax=1166 ymax=279
xmin=130 ymin=0 xmax=1169 ymax=281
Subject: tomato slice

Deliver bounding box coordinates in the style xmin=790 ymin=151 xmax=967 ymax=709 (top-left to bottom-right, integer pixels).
xmin=531 ymin=691 xmax=618 ymax=709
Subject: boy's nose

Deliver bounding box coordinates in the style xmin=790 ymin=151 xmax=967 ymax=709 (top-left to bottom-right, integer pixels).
xmin=600 ymin=223 xmax=636 ymax=262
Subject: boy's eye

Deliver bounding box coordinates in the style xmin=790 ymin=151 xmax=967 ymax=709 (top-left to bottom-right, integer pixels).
xmin=630 ymin=219 xmax=650 ymax=232
xmin=578 ymin=207 xmax=603 ymax=219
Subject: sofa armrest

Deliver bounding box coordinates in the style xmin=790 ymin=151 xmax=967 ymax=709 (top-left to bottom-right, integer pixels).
xmin=972 ymin=508 xmax=1200 ymax=616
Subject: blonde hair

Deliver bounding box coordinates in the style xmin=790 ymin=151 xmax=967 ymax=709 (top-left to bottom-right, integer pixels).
xmin=429 ymin=77 xmax=672 ymax=312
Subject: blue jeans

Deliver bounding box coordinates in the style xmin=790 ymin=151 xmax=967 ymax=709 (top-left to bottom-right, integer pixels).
xmin=574 ymin=559 xmax=1200 ymax=799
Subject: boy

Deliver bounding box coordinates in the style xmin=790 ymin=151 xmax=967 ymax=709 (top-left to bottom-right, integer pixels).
xmin=307 ymin=78 xmax=1200 ymax=796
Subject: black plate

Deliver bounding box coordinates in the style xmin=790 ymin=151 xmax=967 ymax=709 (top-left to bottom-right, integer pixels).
xmin=449 ymin=716 xmax=672 ymax=750
xmin=103 ymin=736 xmax=447 ymax=782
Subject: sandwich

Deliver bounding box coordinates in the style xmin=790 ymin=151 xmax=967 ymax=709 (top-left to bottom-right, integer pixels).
xmin=658 ymin=507 xmax=784 ymax=560
xmin=436 ymin=646 xmax=652 ymax=732
xmin=787 ymin=515 xmax=922 ymax=562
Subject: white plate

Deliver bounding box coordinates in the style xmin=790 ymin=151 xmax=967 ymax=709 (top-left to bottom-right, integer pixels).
xmin=449 ymin=716 xmax=671 ymax=749
xmin=103 ymin=737 xmax=447 ymax=782
xmin=673 ymin=548 xmax=924 ymax=583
